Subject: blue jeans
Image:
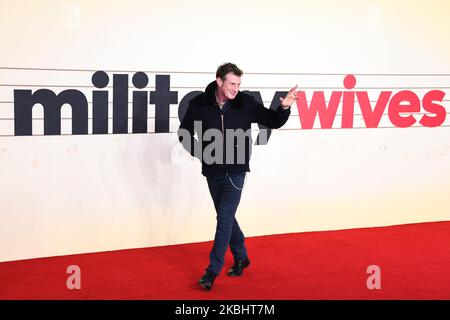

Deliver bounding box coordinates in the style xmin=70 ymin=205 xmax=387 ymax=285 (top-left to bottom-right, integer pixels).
xmin=205 ymin=172 xmax=248 ymax=276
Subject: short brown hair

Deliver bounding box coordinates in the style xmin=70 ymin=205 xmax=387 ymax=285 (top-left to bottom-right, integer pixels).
xmin=216 ymin=62 xmax=243 ymax=80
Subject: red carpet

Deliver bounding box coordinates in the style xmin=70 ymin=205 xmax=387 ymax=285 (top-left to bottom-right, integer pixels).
xmin=1 ymin=221 xmax=449 ymax=300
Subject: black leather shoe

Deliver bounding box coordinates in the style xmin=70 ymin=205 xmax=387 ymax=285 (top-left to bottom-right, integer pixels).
xmin=227 ymin=258 xmax=250 ymax=277
xmin=198 ymin=271 xmax=216 ymax=291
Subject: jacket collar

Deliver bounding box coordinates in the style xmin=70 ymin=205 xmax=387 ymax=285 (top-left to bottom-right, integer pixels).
xmin=202 ymin=80 xmax=242 ymax=108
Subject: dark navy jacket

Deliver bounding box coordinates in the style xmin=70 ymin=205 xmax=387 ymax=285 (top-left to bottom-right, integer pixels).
xmin=178 ymin=81 xmax=290 ymax=176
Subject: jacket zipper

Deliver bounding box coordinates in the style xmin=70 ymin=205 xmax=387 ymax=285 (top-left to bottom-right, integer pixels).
xmin=218 ymin=108 xmax=228 ymax=175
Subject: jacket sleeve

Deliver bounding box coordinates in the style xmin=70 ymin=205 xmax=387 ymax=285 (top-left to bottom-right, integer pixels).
xmin=250 ymin=96 xmax=291 ymax=129
xmin=177 ymin=102 xmax=201 ymax=160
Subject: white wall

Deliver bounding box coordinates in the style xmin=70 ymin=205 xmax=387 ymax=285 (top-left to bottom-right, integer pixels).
xmin=1 ymin=0 xmax=450 ymax=262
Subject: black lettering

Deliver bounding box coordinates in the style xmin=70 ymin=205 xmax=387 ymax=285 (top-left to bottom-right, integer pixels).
xmin=150 ymin=75 xmax=178 ymax=133
xmin=92 ymin=71 xmax=109 ymax=134
xmin=113 ymin=74 xmax=128 ymax=134
xmin=132 ymin=72 xmax=149 ymax=133
xmin=14 ymin=89 xmax=88 ymax=136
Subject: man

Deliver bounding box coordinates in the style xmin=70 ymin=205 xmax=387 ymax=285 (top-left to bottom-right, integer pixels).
xmin=178 ymin=62 xmax=298 ymax=290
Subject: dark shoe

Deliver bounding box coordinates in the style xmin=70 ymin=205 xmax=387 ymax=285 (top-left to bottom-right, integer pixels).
xmin=198 ymin=271 xmax=216 ymax=291
xmin=227 ymin=258 xmax=250 ymax=277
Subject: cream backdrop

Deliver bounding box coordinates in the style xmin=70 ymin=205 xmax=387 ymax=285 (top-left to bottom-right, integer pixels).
xmin=1 ymin=0 xmax=450 ymax=262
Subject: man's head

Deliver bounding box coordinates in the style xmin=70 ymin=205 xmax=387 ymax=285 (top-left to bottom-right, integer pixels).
xmin=216 ymin=62 xmax=243 ymax=100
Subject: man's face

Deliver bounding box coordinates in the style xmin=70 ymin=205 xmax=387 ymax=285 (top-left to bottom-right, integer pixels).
xmin=217 ymin=73 xmax=241 ymax=100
